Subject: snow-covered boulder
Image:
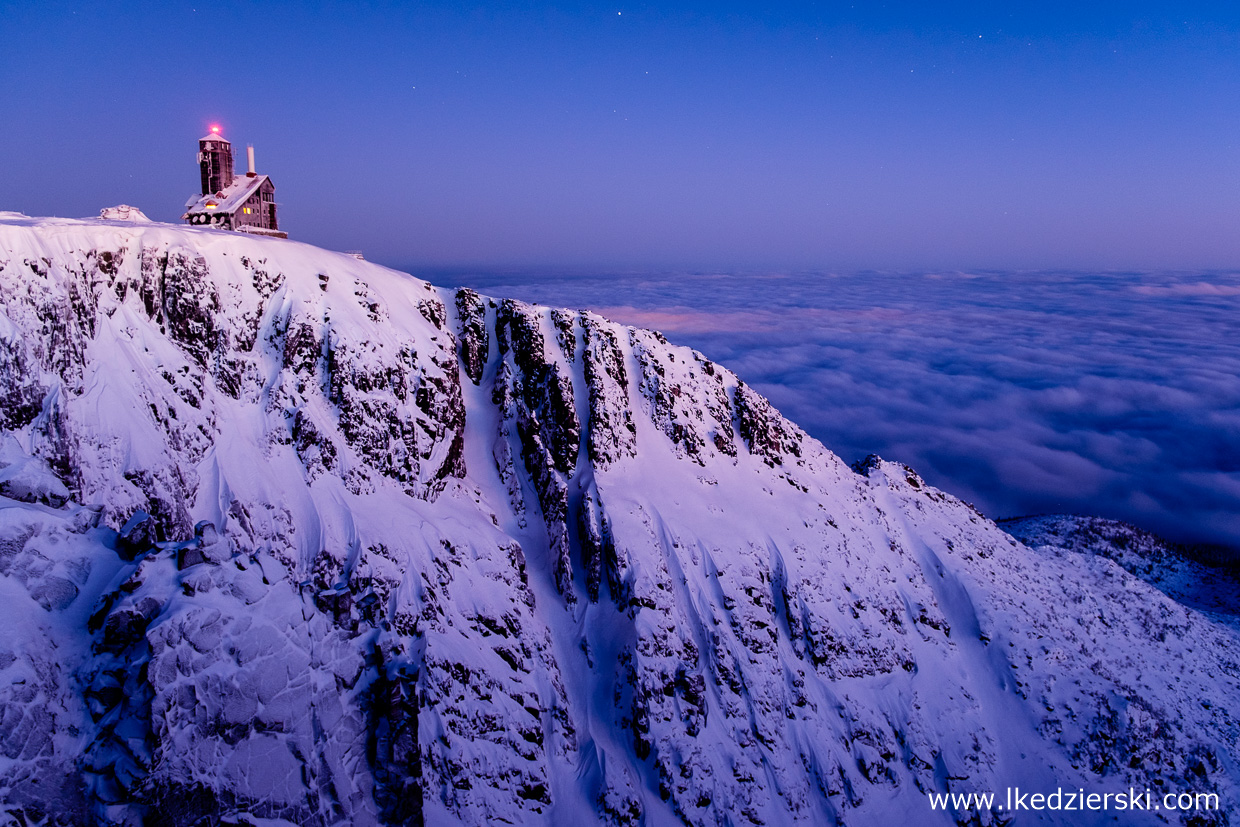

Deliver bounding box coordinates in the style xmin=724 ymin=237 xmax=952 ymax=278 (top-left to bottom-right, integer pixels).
xmin=98 ymin=204 xmax=151 ymax=222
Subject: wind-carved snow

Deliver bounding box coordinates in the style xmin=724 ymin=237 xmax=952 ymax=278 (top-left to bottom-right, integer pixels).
xmin=0 ymin=216 xmax=1235 ymax=826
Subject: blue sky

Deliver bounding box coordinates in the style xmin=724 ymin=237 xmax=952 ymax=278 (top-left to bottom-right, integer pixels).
xmin=4 ymin=1 xmax=1240 ymax=269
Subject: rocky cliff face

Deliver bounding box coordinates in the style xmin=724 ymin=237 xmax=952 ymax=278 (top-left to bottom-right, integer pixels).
xmin=0 ymin=216 xmax=1236 ymax=826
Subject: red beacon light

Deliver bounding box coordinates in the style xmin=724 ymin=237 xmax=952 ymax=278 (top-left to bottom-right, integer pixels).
xmin=210 ymin=125 xmax=221 ymax=134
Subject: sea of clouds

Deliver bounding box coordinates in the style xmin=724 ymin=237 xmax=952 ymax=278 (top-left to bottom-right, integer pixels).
xmin=421 ymin=267 xmax=1240 ymax=552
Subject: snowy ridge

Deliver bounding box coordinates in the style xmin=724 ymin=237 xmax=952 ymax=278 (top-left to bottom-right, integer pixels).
xmin=1002 ymin=514 xmax=1240 ymax=631
xmin=0 ymin=216 xmax=1235 ymax=826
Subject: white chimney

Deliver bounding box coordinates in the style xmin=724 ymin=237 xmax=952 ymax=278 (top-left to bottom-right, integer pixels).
xmin=247 ymin=144 xmax=256 ymax=176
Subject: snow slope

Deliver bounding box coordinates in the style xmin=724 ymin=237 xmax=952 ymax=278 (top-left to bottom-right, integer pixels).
xmin=0 ymin=215 xmax=1235 ymax=826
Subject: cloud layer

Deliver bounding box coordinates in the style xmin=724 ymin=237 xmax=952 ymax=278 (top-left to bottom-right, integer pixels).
xmin=424 ymin=267 xmax=1240 ymax=551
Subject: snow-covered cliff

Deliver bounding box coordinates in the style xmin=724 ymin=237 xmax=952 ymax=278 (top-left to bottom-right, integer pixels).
xmin=0 ymin=215 xmax=1235 ymax=826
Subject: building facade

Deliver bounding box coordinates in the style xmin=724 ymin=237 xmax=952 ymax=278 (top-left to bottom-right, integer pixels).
xmin=183 ymin=129 xmax=286 ymax=238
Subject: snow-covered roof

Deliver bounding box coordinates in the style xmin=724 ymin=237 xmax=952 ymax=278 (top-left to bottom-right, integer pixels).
xmin=183 ymin=174 xmax=270 ymax=216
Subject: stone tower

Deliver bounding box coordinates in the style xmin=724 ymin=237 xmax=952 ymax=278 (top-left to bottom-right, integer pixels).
xmin=198 ymin=127 xmax=234 ymax=196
